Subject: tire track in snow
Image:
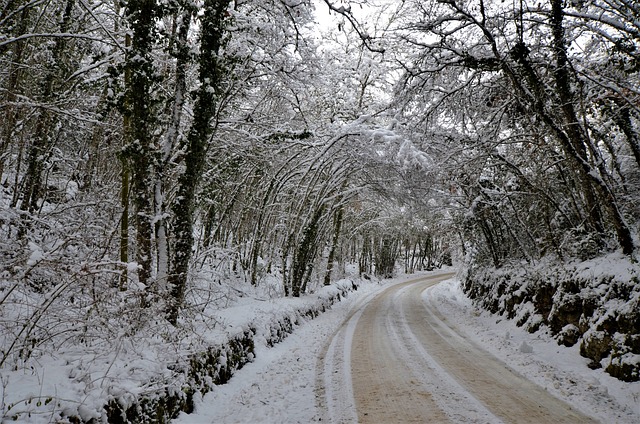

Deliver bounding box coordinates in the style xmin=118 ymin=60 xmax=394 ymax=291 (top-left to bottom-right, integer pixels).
xmin=389 ymin=283 xmax=501 ymax=423
xmin=416 ymin=281 xmax=597 ymax=423
xmin=320 ymin=273 xmax=599 ymax=423
xmin=315 ymin=282 xmax=381 ymax=423
xmin=315 ymin=275 xmax=439 ymax=423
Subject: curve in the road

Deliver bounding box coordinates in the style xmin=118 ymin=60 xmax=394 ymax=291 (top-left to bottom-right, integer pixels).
xmin=321 ymin=273 xmax=599 ymax=423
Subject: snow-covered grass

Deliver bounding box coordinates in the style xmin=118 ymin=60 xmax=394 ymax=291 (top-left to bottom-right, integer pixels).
xmin=0 ymin=264 xmax=367 ymax=423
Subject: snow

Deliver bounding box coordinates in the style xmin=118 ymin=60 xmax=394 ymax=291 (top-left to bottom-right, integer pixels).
xmin=429 ymin=277 xmax=640 ymax=423
xmin=173 ymin=276 xmax=391 ymax=424
xmin=322 ymin=300 xmax=360 ymax=423
xmin=3 ymin=270 xmax=638 ymax=422
xmin=26 ymin=242 xmax=44 ymax=266
xmin=389 ymin=283 xmax=498 ymax=423
xmin=173 ymin=271 xmax=640 ymax=423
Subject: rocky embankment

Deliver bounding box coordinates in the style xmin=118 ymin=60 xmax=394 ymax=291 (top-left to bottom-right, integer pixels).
xmin=463 ymin=255 xmax=639 ymax=382
xmin=90 ymin=280 xmax=359 ymax=424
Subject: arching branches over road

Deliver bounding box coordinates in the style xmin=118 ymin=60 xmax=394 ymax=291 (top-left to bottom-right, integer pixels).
xmin=8 ymin=0 xmax=636 ymax=370
xmin=389 ymin=0 xmax=640 ymax=265
xmin=1 ymin=0 xmax=444 ymax=355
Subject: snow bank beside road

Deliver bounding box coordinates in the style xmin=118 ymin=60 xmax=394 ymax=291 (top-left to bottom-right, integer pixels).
xmin=429 ymin=278 xmax=640 ymax=423
xmin=462 ymin=254 xmax=640 ymax=382
xmin=1 ymin=278 xmax=362 ymax=423
xmin=174 ymin=274 xmax=399 ymax=424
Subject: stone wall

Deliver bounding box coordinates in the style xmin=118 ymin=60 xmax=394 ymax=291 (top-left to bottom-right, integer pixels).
xmin=463 ymin=258 xmax=639 ymax=382
xmin=76 ymin=280 xmax=359 ymax=423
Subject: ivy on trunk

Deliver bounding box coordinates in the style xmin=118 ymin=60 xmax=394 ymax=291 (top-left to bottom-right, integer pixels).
xmin=167 ymin=0 xmax=232 ymax=325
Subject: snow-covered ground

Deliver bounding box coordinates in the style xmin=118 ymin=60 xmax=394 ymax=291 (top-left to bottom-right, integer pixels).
xmin=429 ymin=278 xmax=640 ymax=423
xmin=3 ymin=269 xmax=637 ymax=422
xmin=174 ymin=271 xmax=640 ymax=424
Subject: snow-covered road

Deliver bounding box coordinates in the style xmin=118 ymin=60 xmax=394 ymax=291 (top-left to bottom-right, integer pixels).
xmin=329 ymin=274 xmax=593 ymax=423
xmin=174 ymin=271 xmax=640 ymax=423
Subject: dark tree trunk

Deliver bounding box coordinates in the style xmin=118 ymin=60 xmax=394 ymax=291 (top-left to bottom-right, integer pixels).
xmin=324 ymin=201 xmax=345 ymax=286
xmin=549 ymin=0 xmax=634 ymax=255
xmin=19 ymin=0 xmax=76 ymax=215
xmin=291 ymin=207 xmax=324 ymax=297
xmin=0 ymin=5 xmax=30 ymax=183
xmin=374 ymin=237 xmax=398 ymax=279
xmin=155 ymin=10 xmax=192 ymax=288
xmin=608 ymin=101 xmax=640 ymax=171
xmin=167 ymin=0 xmax=231 ymax=324
xmin=124 ymin=0 xmax=156 ymax=290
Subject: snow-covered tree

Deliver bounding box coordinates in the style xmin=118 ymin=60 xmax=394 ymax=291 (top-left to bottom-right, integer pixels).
xmin=389 ymin=0 xmax=639 ymax=265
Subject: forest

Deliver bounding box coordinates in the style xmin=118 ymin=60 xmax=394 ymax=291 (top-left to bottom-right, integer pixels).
xmin=1 ymin=0 xmax=639 ymax=421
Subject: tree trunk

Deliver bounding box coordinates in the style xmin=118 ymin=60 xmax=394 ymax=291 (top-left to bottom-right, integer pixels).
xmin=124 ymin=0 xmax=156 ymax=291
xmin=291 ymin=207 xmax=324 ymax=297
xmin=323 ymin=200 xmax=345 ymax=286
xmin=549 ymin=0 xmax=634 ymax=255
xmin=119 ymin=152 xmax=130 ymax=290
xmin=608 ymin=101 xmax=640 ymax=171
xmin=19 ymin=0 xmax=75 ymax=214
xmin=155 ymin=11 xmax=191 ymax=291
xmin=167 ymin=0 xmax=231 ymax=324
xmin=0 ymin=5 xmax=30 ymax=183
